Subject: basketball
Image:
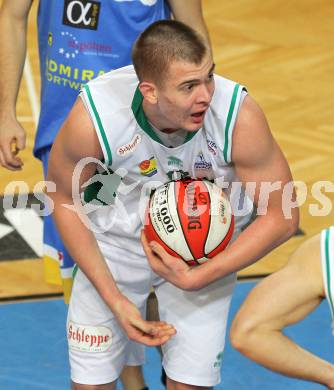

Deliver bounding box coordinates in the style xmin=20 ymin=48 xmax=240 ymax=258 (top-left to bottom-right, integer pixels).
xmin=144 ymin=178 xmax=234 ymax=266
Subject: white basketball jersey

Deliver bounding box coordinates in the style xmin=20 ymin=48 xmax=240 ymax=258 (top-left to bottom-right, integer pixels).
xmin=80 ymin=65 xmax=253 ymax=255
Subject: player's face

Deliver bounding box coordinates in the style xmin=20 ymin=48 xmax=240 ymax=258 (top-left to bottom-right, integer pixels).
xmin=156 ymin=55 xmax=215 ymax=132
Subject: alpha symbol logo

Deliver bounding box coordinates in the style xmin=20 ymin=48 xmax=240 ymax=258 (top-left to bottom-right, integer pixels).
xmin=63 ymin=0 xmax=101 ymax=30
xmin=67 ymin=2 xmax=92 ymax=25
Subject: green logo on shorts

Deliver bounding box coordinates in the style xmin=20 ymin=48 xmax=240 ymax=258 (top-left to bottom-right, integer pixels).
xmin=213 ymin=351 xmax=223 ymax=368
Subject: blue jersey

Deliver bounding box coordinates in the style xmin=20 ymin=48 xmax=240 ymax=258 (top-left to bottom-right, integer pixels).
xmin=34 ymin=0 xmax=170 ymax=157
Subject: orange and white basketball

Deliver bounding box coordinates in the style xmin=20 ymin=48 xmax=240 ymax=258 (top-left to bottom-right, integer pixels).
xmin=144 ymin=178 xmax=234 ymax=266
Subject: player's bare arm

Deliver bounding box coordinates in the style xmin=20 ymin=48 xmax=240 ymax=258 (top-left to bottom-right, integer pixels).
xmin=0 ymin=0 xmax=33 ymax=170
xmin=230 ymin=234 xmax=334 ymax=388
xmin=211 ymin=95 xmax=299 ymax=271
xmin=168 ymin=0 xmax=211 ymax=48
xmin=47 ymin=98 xmax=176 ymax=346
xmin=144 ymin=95 xmax=299 ymax=290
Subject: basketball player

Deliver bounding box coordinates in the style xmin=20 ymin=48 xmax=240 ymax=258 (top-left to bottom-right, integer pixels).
xmin=47 ymin=20 xmax=298 ymax=389
xmin=0 ymin=4 xmax=209 ymax=389
xmin=230 ymin=228 xmax=334 ymax=389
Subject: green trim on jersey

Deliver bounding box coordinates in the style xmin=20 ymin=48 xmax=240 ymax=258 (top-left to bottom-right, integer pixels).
xmin=223 ymin=83 xmax=241 ymax=163
xmin=131 ymin=86 xmax=198 ymax=146
xmin=84 ymin=84 xmax=112 ymax=165
xmin=72 ymin=264 xmax=78 ymax=280
xmin=325 ymin=228 xmax=334 ymax=317
xmin=132 ymin=86 xmax=163 ymax=144
xmin=183 ymin=130 xmax=198 ymax=144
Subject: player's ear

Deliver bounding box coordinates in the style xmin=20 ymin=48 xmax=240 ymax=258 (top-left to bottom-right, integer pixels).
xmin=139 ymin=81 xmax=158 ymax=104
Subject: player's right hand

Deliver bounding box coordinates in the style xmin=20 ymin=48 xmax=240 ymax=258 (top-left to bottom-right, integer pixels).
xmin=111 ymin=295 xmax=176 ymax=346
xmin=0 ymin=118 xmax=26 ymax=170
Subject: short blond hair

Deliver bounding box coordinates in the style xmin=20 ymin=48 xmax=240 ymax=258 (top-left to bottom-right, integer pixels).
xmin=132 ymin=20 xmax=208 ymax=87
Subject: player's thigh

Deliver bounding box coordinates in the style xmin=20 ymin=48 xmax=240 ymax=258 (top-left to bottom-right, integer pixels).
xmin=155 ymin=274 xmax=236 ymax=387
xmin=232 ymin=257 xmax=322 ymax=332
xmin=68 ymin=255 xmax=150 ymax=385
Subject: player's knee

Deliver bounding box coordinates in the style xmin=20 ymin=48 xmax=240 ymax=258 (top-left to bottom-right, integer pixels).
xmin=230 ymin=315 xmax=261 ymax=354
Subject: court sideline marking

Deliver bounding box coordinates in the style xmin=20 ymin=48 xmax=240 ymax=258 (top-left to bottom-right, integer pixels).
xmin=23 ymin=53 xmax=39 ymax=127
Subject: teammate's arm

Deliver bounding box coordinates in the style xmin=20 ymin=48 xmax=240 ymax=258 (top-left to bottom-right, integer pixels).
xmin=230 ymin=234 xmax=334 ymax=389
xmin=47 ymin=98 xmax=176 ymax=346
xmin=168 ymin=0 xmax=211 ymax=48
xmin=0 ymin=0 xmax=32 ymax=170
xmin=143 ymin=95 xmax=299 ymax=289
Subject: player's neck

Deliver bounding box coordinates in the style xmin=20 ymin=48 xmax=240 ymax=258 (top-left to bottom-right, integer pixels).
xmin=142 ymin=100 xmax=179 ymax=134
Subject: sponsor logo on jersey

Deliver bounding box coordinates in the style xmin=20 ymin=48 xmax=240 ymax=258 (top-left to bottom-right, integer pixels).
xmin=139 ymin=156 xmax=158 ymax=177
xmin=63 ymin=0 xmax=101 ymax=30
xmin=117 ymin=134 xmax=142 ymax=156
xmin=167 ymin=156 xmax=183 ymax=169
xmin=45 ymin=29 xmax=111 ymax=90
xmin=50 ymin=28 xmax=113 ymax=61
xmin=207 ymin=139 xmax=218 ymax=156
xmin=194 ymin=151 xmax=213 ymax=179
xmin=67 ymin=321 xmax=112 ymax=353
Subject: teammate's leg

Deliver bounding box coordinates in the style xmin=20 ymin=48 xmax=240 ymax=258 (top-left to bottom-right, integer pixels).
xmin=230 ymin=234 xmax=334 ymax=388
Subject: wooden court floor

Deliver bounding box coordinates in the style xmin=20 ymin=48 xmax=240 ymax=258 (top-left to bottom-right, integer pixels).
xmin=0 ymin=0 xmax=334 ymax=298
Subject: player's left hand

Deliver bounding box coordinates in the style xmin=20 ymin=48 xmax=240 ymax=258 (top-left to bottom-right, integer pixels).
xmin=141 ymin=230 xmax=203 ymax=290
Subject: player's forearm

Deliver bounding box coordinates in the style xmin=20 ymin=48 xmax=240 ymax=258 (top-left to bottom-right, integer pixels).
xmin=0 ymin=9 xmax=28 ymax=118
xmin=50 ymin=193 xmax=123 ymax=307
xmin=168 ymin=0 xmax=211 ymax=48
xmin=196 ymin=210 xmax=298 ymax=287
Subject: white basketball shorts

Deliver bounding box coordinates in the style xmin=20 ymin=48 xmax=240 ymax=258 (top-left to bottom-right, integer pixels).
xmin=67 ymin=242 xmax=236 ymax=386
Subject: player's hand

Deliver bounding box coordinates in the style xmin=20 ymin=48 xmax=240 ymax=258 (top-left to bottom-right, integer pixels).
xmin=0 ymin=117 xmax=26 ymax=170
xmin=111 ymin=294 xmax=176 ymax=346
xmin=141 ymin=230 xmax=202 ymax=291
